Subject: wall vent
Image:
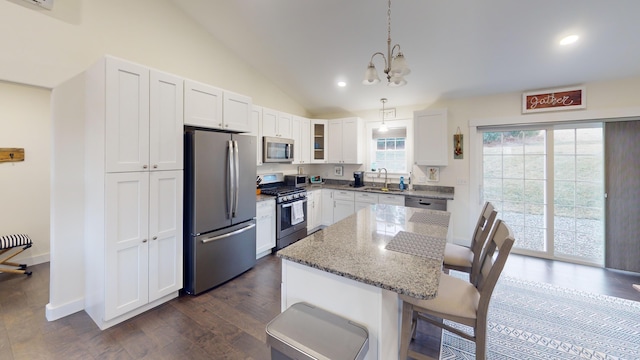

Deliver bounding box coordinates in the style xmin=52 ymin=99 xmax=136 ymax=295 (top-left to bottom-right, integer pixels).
xmin=22 ymin=0 xmax=53 ymax=10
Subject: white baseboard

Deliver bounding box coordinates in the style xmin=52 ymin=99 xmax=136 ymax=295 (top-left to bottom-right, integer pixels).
xmin=45 ymin=298 xmax=84 ymax=321
xmin=256 ymin=249 xmax=272 ymax=259
xmin=12 ymin=252 xmax=50 ymax=266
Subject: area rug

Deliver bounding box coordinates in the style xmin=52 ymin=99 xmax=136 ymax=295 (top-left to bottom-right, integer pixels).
xmin=438 ymin=276 xmax=640 ymax=360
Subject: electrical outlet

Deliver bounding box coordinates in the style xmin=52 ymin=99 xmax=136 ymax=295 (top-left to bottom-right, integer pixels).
xmin=22 ymin=0 xmax=53 ymax=10
xmin=418 ymin=176 xmax=427 ymax=184
xmin=456 ymin=178 xmax=468 ymax=185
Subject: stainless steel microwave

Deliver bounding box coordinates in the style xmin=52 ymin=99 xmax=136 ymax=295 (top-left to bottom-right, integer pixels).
xmin=263 ymin=136 xmax=294 ymax=163
xmin=285 ymin=174 xmax=308 ymax=187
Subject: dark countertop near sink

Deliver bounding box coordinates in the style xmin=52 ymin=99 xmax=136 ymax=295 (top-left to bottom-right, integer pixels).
xmin=302 ymin=181 xmax=454 ymax=200
xmin=256 ymin=179 xmax=454 ymax=201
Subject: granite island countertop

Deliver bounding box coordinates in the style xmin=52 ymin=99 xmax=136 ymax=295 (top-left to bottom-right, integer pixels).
xmin=276 ymin=205 xmax=450 ymax=300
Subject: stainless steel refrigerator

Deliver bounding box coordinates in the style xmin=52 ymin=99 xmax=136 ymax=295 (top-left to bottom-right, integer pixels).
xmin=183 ymin=128 xmax=257 ymax=295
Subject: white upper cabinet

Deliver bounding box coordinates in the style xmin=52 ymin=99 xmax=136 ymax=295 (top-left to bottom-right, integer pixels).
xmin=311 ymin=119 xmax=329 ymax=163
xmin=105 ymin=60 xmax=150 ymax=173
xmin=105 ymin=60 xmax=183 ymax=173
xmin=223 ymin=91 xmax=252 ymax=132
xmin=250 ymin=105 xmax=263 ymax=166
xmin=328 ymin=119 xmax=343 ymax=164
xmin=184 ymin=80 xmax=223 ymax=129
xmin=414 ymin=108 xmax=448 ymax=166
xmin=292 ymin=116 xmax=311 ymax=164
xmin=328 ymin=117 xmax=364 ymax=164
xmin=262 ymin=107 xmax=293 ymax=138
xmin=150 ymin=71 xmax=184 ymax=171
xmin=184 ymin=81 xmax=252 ymax=132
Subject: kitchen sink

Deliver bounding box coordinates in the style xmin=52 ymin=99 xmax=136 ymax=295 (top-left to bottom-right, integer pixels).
xmin=361 ymin=187 xmax=404 ymax=193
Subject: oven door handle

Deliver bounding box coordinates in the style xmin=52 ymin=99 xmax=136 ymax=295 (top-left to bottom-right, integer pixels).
xmin=281 ymin=199 xmax=307 ymax=208
xmin=201 ymin=223 xmax=256 ymax=244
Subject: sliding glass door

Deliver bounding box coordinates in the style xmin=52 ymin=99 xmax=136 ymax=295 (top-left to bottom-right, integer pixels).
xmin=481 ymin=124 xmax=604 ymax=265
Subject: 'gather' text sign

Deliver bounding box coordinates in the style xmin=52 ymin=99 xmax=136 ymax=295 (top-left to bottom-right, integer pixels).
xmin=522 ymin=86 xmax=586 ymax=113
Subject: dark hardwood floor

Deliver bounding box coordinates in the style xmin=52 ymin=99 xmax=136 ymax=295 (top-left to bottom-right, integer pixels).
xmin=1 ymin=254 xmax=639 ymax=359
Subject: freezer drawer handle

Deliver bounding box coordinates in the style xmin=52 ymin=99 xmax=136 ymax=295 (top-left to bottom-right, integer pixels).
xmin=201 ymin=223 xmax=256 ymax=244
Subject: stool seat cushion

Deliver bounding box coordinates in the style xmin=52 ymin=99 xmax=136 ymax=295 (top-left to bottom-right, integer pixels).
xmin=0 ymin=234 xmax=33 ymax=250
xmin=443 ymin=243 xmax=474 ymax=268
xmin=400 ymin=273 xmax=479 ymax=320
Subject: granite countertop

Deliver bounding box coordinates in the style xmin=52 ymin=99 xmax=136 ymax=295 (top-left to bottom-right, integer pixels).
xmin=256 ymin=194 xmax=275 ymax=202
xmin=276 ymin=205 xmax=450 ymax=300
xmin=304 ymin=183 xmax=454 ymax=200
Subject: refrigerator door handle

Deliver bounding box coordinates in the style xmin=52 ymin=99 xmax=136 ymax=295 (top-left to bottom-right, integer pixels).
xmin=233 ymin=140 xmax=240 ymax=217
xmin=227 ymin=140 xmax=234 ymax=220
xmin=200 ymin=223 xmax=256 ymax=244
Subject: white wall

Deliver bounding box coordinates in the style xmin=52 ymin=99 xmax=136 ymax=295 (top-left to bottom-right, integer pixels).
xmin=0 ymin=0 xmax=307 ymax=116
xmin=0 ymin=81 xmax=51 ymax=264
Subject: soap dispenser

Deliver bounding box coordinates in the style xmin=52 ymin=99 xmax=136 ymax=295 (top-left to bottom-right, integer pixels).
xmin=399 ymin=176 xmax=405 ymax=191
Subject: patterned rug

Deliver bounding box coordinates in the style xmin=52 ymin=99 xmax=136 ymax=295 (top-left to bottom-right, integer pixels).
xmin=436 ymin=276 xmax=640 ymax=360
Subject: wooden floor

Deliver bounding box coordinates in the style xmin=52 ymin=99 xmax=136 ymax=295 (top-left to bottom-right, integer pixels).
xmin=1 ymin=254 xmax=639 ymax=360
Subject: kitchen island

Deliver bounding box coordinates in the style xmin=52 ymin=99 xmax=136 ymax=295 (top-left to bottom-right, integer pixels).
xmin=277 ymin=204 xmax=450 ymax=360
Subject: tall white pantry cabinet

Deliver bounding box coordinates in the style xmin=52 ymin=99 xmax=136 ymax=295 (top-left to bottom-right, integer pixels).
xmin=55 ymin=56 xmax=184 ymax=330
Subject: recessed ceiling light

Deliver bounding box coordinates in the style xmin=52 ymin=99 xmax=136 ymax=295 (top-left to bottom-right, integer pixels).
xmin=337 ymin=81 xmax=347 ymax=87
xmin=560 ymin=35 xmax=579 ymax=46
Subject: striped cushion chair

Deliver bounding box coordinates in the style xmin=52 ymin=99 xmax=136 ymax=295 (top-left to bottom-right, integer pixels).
xmin=0 ymin=234 xmax=33 ymax=276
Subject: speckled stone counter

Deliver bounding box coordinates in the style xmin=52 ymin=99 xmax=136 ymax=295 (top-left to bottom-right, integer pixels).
xmin=256 ymin=193 xmax=275 ymax=202
xmin=277 ymin=205 xmax=450 ymax=300
xmin=305 ymin=183 xmax=454 ymax=200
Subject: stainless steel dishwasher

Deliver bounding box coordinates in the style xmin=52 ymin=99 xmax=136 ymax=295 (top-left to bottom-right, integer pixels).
xmin=404 ymin=196 xmax=447 ymax=211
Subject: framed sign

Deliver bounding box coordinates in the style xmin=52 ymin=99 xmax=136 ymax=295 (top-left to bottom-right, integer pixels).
xmin=522 ymin=86 xmax=586 ymax=114
xmin=427 ymin=167 xmax=439 ymax=182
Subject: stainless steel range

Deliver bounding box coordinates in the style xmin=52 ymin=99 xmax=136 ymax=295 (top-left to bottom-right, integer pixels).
xmin=259 ymin=173 xmax=308 ymax=251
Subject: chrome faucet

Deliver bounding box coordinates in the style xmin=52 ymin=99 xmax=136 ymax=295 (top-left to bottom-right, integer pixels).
xmin=378 ymin=168 xmax=388 ymax=189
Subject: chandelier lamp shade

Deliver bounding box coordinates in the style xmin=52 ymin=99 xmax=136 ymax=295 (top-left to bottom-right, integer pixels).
xmin=363 ymin=0 xmax=410 ymax=87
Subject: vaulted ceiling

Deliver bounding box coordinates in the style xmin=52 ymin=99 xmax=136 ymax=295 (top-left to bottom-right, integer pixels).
xmin=171 ymin=0 xmax=640 ymax=115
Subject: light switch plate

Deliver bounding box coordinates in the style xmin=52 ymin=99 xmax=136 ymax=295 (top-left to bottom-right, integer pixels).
xmin=22 ymin=0 xmax=53 ymax=10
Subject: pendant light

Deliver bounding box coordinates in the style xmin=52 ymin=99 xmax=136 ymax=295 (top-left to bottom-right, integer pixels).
xmin=379 ymin=98 xmax=389 ymax=132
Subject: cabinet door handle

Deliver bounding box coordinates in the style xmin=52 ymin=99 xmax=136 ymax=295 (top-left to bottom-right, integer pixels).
xmin=153 ymin=164 xmax=158 ymax=169
xmin=152 ymin=236 xmax=158 ymax=240
xmin=143 ymin=239 xmax=148 ymax=243
xmin=143 ymin=165 xmax=148 ymax=169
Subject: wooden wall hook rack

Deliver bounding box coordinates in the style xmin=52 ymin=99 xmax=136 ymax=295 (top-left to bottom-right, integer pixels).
xmin=0 ymin=148 xmax=25 ymax=162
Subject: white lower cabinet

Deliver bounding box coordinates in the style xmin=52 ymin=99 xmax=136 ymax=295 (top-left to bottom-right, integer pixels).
xmin=307 ymin=189 xmax=322 ymax=232
xmin=321 ymin=189 xmax=334 ymax=226
xmin=322 ymin=189 xmax=407 ymax=226
xmin=355 ymin=192 xmax=378 ymax=212
xmin=333 ymin=190 xmax=355 ymax=223
xmin=256 ymin=199 xmax=276 ymax=257
xmin=96 ymin=170 xmax=183 ymax=327
xmin=378 ymin=194 xmax=405 ymax=206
